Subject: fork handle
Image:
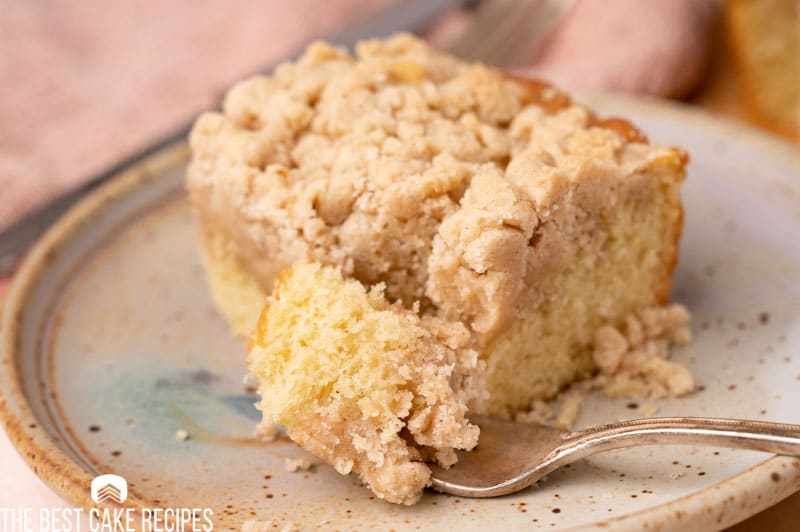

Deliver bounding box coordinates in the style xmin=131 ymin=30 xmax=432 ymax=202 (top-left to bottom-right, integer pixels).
xmin=563 ymin=417 xmax=800 ymax=459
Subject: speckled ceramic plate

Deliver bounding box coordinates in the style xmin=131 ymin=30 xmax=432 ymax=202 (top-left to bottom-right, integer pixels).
xmin=2 ymin=95 xmax=800 ymax=531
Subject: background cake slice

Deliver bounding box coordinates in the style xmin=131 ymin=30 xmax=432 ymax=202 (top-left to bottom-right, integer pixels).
xmin=188 ymin=33 xmax=687 ymax=417
xmin=248 ymin=263 xmax=485 ymax=505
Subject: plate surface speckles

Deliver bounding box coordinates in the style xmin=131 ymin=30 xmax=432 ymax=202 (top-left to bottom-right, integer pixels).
xmin=2 ymin=96 xmax=800 ymax=531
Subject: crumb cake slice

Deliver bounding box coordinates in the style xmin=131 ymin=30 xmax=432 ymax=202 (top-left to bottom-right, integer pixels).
xmin=248 ymin=263 xmax=485 ymax=505
xmin=188 ymin=33 xmax=687 ymax=418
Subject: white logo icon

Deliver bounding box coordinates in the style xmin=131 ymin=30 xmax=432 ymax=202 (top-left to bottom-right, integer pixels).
xmin=91 ymin=474 xmax=128 ymax=504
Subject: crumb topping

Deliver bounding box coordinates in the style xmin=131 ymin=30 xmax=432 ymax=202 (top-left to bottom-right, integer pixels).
xmin=284 ymin=457 xmax=314 ymax=472
xmin=188 ymin=33 xmax=681 ymax=343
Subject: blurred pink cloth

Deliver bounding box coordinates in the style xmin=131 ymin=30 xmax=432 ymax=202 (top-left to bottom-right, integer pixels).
xmin=0 ymin=0 xmax=718 ymax=232
xmin=524 ymin=0 xmax=720 ymax=98
xmin=0 ymin=0 xmax=393 ymax=231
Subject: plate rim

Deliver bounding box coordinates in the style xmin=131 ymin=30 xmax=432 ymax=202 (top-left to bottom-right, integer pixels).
xmin=1 ymin=96 xmax=799 ymax=530
xmin=0 ymin=141 xmax=190 ymax=512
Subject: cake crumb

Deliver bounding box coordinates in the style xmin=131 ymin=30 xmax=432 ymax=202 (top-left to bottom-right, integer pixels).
xmin=517 ymin=304 xmax=693 ymax=431
xmin=243 ymin=372 xmax=260 ymax=393
xmin=285 ymin=457 xmax=314 ymax=472
xmin=255 ymin=421 xmax=280 ymax=442
xmin=516 ymin=381 xmax=592 ymax=430
xmin=174 ymin=429 xmax=189 ymax=441
xmin=241 ymin=520 xmax=272 ymax=532
xmin=554 ymin=390 xmax=584 ymax=430
xmin=594 ymin=326 xmax=628 ymax=374
xmin=593 ymin=304 xmax=694 ymax=398
xmin=637 ymin=403 xmax=660 ymax=416
xmin=515 ymin=400 xmax=554 ymax=425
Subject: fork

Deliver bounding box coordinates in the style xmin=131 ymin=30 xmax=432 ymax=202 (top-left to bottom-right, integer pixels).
xmin=448 ymin=0 xmax=575 ymax=68
xmin=430 ymin=415 xmax=800 ymax=498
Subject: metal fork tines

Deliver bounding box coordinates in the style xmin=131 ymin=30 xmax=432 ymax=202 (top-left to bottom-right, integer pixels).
xmin=448 ymin=0 xmax=574 ymax=68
